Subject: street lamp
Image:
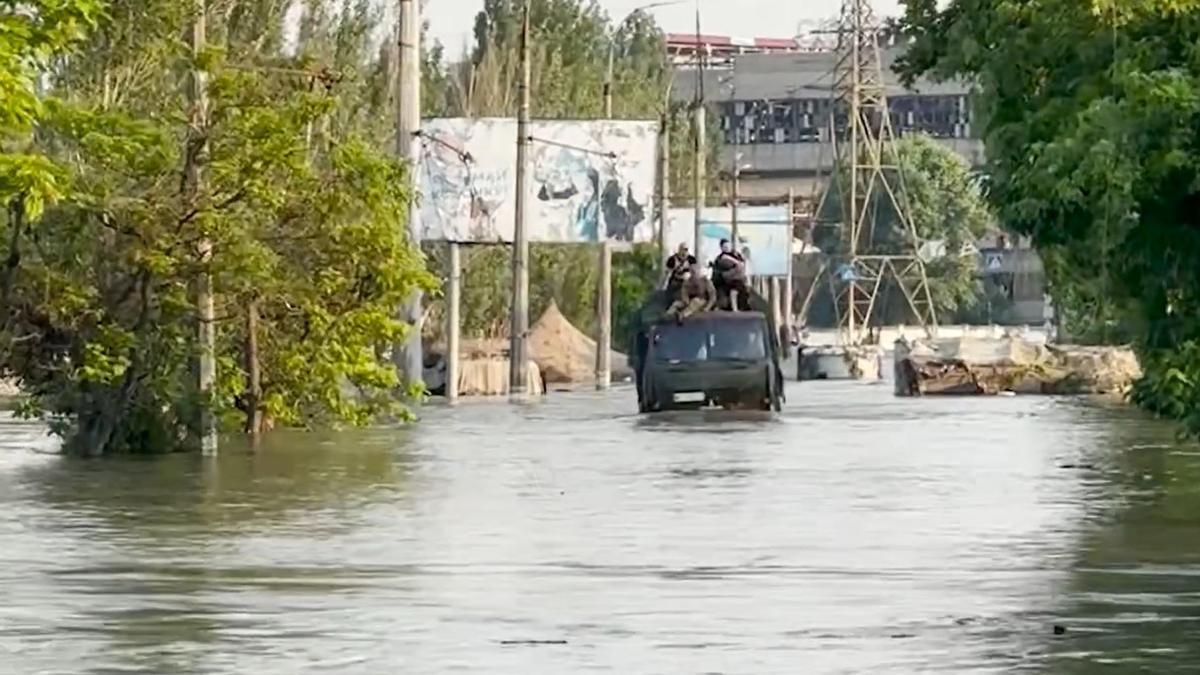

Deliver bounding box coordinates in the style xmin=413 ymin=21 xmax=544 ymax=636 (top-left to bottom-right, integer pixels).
xmin=604 ymin=1 xmax=686 ymax=119
xmin=723 ymin=154 xmax=753 ymax=244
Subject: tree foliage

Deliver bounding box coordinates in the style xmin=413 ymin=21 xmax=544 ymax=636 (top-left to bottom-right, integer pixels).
xmin=814 ymin=133 xmax=997 ymax=321
xmin=1 ymin=1 xmax=435 ymax=455
xmin=1 ymin=0 xmax=104 ymax=213
xmin=899 ymin=0 xmax=1200 ymax=433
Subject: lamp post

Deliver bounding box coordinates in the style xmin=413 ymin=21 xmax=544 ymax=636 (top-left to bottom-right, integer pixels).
xmin=603 ymin=1 xmax=686 ymax=118
xmin=595 ymin=1 xmax=683 ymax=391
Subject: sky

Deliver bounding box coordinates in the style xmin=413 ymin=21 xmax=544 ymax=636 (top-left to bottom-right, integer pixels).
xmin=425 ymin=0 xmax=905 ymax=54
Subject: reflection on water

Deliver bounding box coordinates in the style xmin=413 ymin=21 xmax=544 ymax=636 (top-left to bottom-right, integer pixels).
xmin=1 ymin=383 xmax=1198 ymax=673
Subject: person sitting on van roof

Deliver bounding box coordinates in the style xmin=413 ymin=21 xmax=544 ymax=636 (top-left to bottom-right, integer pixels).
xmin=711 ymin=239 xmax=750 ymax=310
xmin=664 ymin=263 xmax=716 ymax=324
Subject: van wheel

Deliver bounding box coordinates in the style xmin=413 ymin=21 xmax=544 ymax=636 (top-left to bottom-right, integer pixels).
xmin=642 ymin=388 xmax=659 ymax=413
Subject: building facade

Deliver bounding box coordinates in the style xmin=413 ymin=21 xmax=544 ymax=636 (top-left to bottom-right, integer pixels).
xmin=669 ymin=37 xmax=1046 ymax=325
xmin=671 ymin=47 xmax=984 ymax=204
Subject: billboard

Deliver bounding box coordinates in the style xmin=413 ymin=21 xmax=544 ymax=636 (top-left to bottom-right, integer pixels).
xmin=666 ymin=206 xmax=792 ymax=277
xmin=415 ymin=117 xmax=658 ymax=244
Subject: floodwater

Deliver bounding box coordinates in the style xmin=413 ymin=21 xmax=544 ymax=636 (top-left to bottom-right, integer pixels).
xmin=2 ymin=381 xmax=1200 ymax=674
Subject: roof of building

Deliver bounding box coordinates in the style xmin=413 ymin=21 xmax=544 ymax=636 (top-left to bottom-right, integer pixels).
xmin=665 ymin=33 xmax=801 ymax=51
xmin=671 ymin=48 xmax=972 ymax=103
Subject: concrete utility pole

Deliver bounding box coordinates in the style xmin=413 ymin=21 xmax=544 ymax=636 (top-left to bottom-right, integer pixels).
xmin=693 ymin=105 xmax=706 ymax=253
xmin=692 ymin=8 xmax=706 ymax=255
xmin=595 ymin=25 xmax=619 ymax=391
xmin=509 ymin=1 xmax=532 ymax=394
xmin=730 ymin=161 xmax=740 ymax=245
xmin=595 ymin=236 xmax=612 ymax=390
xmin=445 ymin=242 xmax=461 ymax=402
xmin=603 ymin=43 xmax=615 ymax=119
xmin=784 ymin=188 xmax=796 ymax=338
xmin=598 ymin=4 xmax=680 ymax=386
xmin=395 ymin=0 xmax=423 ymax=390
xmin=658 ymin=110 xmax=670 ymax=269
xmin=185 ymin=0 xmax=216 ymax=456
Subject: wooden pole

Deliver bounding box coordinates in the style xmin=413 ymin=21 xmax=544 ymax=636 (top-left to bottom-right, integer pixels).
xmin=509 ymin=2 xmax=531 ymax=394
xmin=395 ymin=0 xmax=424 ymax=389
xmin=244 ymin=299 xmax=262 ymax=439
xmin=446 ymin=242 xmax=461 ymax=402
xmin=186 ymin=0 xmax=216 ymax=456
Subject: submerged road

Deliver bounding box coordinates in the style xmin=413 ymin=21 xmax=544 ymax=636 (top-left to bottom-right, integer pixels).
xmin=2 ymin=381 xmax=1199 ymax=673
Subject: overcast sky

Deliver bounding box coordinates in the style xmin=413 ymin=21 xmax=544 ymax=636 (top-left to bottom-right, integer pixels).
xmin=425 ymin=0 xmax=905 ymax=54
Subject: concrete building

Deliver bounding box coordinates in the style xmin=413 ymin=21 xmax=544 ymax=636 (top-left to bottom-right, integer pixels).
xmin=668 ymin=37 xmax=1047 ymax=326
xmin=665 ymin=33 xmax=804 ymax=66
xmin=671 ymin=46 xmax=984 ymax=204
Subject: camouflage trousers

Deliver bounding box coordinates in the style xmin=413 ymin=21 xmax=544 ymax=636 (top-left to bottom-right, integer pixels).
xmin=665 ymin=297 xmax=709 ymax=323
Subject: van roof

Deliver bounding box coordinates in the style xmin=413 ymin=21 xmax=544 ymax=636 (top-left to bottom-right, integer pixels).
xmin=653 ymin=311 xmax=768 ymax=324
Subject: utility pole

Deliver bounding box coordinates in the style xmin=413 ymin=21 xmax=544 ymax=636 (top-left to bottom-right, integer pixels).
xmin=509 ymin=1 xmax=532 ymax=395
xmin=596 ymin=29 xmax=618 ymax=391
xmin=445 ymin=242 xmax=461 ymax=402
xmin=595 ymin=236 xmax=612 ymax=390
xmin=692 ymin=9 xmax=706 ymax=254
xmin=784 ymin=188 xmax=796 ymax=339
xmin=692 ymin=105 xmax=706 ymax=254
xmin=730 ymin=162 xmax=740 ymax=245
xmin=658 ymin=110 xmax=670 ymax=270
xmin=395 ymin=0 xmax=423 ymax=390
xmin=603 ymin=42 xmax=615 ymax=119
xmin=185 ymin=0 xmax=216 ymax=456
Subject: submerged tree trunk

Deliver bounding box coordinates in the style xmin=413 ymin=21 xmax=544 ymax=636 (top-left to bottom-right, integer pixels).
xmin=244 ymin=298 xmax=263 ymax=439
xmin=1 ymin=199 xmax=25 ymax=325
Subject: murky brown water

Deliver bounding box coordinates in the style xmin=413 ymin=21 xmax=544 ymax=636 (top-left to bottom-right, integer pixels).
xmin=2 ymin=381 xmax=1199 ymax=674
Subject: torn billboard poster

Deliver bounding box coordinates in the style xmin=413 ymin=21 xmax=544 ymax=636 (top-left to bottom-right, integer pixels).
xmin=666 ymin=206 xmax=792 ymax=277
xmin=415 ymin=117 xmax=658 ymax=244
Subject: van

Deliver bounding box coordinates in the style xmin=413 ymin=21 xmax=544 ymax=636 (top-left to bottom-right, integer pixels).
xmin=638 ymin=311 xmax=784 ymax=412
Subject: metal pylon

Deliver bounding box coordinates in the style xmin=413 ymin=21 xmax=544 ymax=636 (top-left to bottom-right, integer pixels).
xmin=823 ymin=0 xmax=937 ymax=346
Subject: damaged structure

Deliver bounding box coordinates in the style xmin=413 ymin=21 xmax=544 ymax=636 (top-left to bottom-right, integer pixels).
xmin=893 ymin=337 xmax=1142 ymax=397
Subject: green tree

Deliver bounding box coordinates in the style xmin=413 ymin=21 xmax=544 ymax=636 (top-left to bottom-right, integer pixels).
xmin=898 ymin=0 xmax=1200 ymax=433
xmin=815 ymin=133 xmax=997 ymax=320
xmin=1 ymin=1 xmax=103 ymax=214
xmin=2 ymin=2 xmax=435 ymax=455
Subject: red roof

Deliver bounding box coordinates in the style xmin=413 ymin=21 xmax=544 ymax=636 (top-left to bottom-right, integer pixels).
xmin=666 ymin=33 xmax=798 ymax=50
xmin=754 ymin=37 xmax=798 ymax=49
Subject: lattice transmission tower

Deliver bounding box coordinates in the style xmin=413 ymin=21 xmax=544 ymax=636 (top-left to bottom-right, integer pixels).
xmin=814 ymin=0 xmax=937 ymax=345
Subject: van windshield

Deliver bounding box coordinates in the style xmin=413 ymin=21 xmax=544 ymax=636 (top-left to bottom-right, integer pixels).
xmin=652 ymin=319 xmax=768 ymax=363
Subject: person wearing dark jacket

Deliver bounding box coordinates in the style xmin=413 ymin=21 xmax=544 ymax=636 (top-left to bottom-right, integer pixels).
xmin=711 ymin=239 xmax=750 ymax=310
xmin=662 ymin=243 xmax=698 ymax=293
